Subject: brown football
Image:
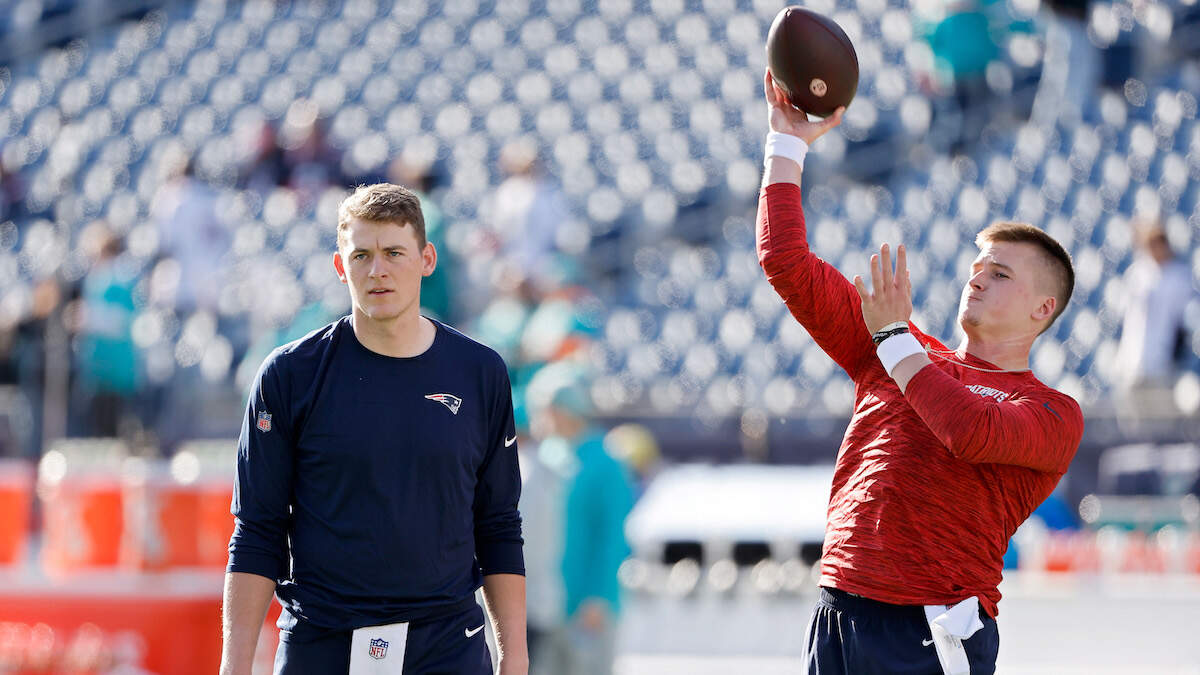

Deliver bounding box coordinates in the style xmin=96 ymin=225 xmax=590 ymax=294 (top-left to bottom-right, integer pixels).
xmin=766 ymin=6 xmax=859 ymax=118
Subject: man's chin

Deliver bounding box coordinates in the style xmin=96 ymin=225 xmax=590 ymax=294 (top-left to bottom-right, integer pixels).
xmin=358 ymin=304 xmax=402 ymax=323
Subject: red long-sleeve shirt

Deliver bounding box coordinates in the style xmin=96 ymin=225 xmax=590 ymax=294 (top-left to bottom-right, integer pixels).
xmin=757 ymin=183 xmax=1083 ymax=617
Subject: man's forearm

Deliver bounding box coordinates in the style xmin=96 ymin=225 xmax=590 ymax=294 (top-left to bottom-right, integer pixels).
xmin=220 ymin=571 xmax=277 ymax=675
xmin=481 ymin=573 xmax=528 ymax=675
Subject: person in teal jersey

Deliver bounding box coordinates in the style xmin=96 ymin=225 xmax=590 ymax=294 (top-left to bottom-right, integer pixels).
xmin=73 ymin=222 xmax=139 ymax=436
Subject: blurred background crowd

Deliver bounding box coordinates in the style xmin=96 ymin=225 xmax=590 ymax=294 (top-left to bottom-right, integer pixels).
xmin=0 ymin=0 xmax=1198 ymax=673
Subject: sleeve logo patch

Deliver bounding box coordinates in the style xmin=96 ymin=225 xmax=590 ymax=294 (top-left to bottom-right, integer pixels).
xmin=424 ymin=393 xmax=463 ymax=415
xmin=256 ymin=411 xmax=272 ymax=432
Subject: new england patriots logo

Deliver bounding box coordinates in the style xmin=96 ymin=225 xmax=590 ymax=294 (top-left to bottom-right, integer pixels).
xmin=368 ymin=638 xmax=388 ymax=659
xmin=424 ymin=393 xmax=463 ymax=415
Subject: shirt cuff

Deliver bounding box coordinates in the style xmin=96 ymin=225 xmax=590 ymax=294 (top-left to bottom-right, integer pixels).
xmin=227 ymin=550 xmax=285 ymax=580
xmin=476 ymin=539 xmax=525 ymax=577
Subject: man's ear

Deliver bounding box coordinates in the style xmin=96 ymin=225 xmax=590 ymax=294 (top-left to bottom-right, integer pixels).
xmin=1032 ymin=294 xmax=1056 ymax=323
xmin=333 ymin=250 xmax=347 ymax=283
xmin=421 ymin=242 xmax=437 ymax=277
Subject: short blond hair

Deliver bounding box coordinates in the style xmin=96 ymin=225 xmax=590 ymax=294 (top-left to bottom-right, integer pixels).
xmin=337 ymin=183 xmax=426 ymax=249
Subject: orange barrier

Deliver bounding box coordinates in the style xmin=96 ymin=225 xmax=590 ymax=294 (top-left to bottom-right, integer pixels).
xmin=196 ymin=482 xmax=235 ymax=568
xmin=1041 ymin=531 xmax=1100 ymax=573
xmin=0 ymin=573 xmax=282 ymax=675
xmin=120 ymin=459 xmax=202 ymax=570
xmin=40 ymin=475 xmax=124 ymax=575
xmin=37 ymin=442 xmax=128 ymax=576
xmin=37 ymin=440 xmax=238 ymax=574
xmin=0 ymin=461 xmax=34 ymax=566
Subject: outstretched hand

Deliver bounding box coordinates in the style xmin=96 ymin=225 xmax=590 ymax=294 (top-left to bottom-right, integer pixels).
xmin=764 ymin=69 xmax=844 ymax=144
xmin=852 ymin=243 xmax=913 ymax=336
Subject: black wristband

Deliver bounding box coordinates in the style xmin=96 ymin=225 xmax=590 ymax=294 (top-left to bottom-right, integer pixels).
xmin=871 ymin=326 xmax=910 ymax=345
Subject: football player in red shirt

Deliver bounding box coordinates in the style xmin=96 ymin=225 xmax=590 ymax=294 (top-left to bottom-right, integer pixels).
xmin=757 ymin=71 xmax=1084 ymax=675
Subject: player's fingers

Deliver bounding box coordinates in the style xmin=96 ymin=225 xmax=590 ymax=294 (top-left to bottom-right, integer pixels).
xmin=852 ymin=274 xmax=869 ymax=302
xmin=822 ymin=107 xmax=846 ymax=131
xmin=880 ymin=243 xmax=893 ymax=291
xmin=869 ymin=253 xmax=882 ymax=296
xmin=764 ymin=69 xmax=776 ymax=105
xmin=773 ymin=82 xmax=792 ymax=111
xmin=895 ymin=244 xmax=907 ymax=290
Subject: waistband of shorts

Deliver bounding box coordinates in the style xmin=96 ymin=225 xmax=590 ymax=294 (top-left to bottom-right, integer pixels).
xmin=818 ymin=586 xmax=928 ymax=621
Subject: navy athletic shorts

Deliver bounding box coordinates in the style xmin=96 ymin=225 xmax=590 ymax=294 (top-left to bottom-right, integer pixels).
xmin=805 ymin=587 xmax=999 ymax=675
xmin=273 ymin=602 xmax=492 ymax=674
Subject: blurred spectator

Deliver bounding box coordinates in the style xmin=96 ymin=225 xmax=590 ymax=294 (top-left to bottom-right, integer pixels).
xmin=604 ymin=423 xmax=662 ymax=501
xmin=0 ymin=157 xmax=27 ymax=222
xmin=923 ymin=0 xmax=1005 ymax=153
xmin=525 ymin=364 xmax=634 ymax=675
xmin=68 ymin=221 xmax=139 ymax=438
xmin=1114 ymin=218 xmax=1196 ymax=408
xmin=149 ymin=150 xmax=229 ymax=314
xmin=240 ymin=120 xmax=287 ymax=195
xmin=518 ymin=432 xmax=570 ymax=675
xmin=483 ymin=138 xmax=570 ymax=295
xmin=279 ymin=99 xmax=343 ymax=204
xmin=0 ymin=277 xmax=66 ymax=457
xmin=1031 ymin=0 xmax=1100 ymax=129
xmin=388 ymin=155 xmax=455 ymax=322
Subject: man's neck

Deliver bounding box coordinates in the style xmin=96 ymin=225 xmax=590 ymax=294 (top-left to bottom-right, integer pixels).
xmin=959 ymin=334 xmax=1035 ymax=372
xmin=351 ymin=309 xmax=435 ymax=358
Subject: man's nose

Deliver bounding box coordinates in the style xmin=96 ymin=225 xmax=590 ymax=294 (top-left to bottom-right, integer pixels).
xmin=368 ymin=257 xmax=386 ymax=278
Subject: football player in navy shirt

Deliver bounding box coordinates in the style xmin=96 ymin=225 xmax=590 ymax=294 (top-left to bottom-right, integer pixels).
xmin=220 ymin=184 xmax=527 ymax=674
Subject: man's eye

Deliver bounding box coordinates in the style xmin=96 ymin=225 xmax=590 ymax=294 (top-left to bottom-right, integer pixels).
xmin=354 ymin=253 xmax=366 ymax=260
xmin=994 ymin=272 xmax=1008 ymax=279
xmin=389 ymin=250 xmax=401 ymax=257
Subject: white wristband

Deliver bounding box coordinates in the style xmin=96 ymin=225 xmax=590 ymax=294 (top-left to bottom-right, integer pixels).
xmin=764 ymin=131 xmax=808 ymax=168
xmin=876 ymin=332 xmax=924 ymax=377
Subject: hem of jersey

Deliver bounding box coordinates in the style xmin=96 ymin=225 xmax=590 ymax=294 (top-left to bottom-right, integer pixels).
xmin=819 ymin=574 xmax=1000 ymax=618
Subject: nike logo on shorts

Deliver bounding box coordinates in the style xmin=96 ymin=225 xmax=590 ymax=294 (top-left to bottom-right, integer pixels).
xmin=922 ymin=638 xmax=934 ymax=647
xmin=465 ymin=624 xmax=485 ymax=638
xmin=504 ymin=435 xmax=517 ymax=447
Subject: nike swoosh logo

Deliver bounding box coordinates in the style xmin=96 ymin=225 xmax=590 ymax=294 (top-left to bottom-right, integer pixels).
xmin=922 ymin=638 xmax=934 ymax=647
xmin=465 ymin=624 xmax=484 ymax=638
xmin=1042 ymin=401 xmax=1063 ymax=422
xmin=504 ymin=435 xmax=517 ymax=447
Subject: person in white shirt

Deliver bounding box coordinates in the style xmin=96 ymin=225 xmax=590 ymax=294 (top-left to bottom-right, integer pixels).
xmin=1114 ymin=219 xmax=1196 ymax=416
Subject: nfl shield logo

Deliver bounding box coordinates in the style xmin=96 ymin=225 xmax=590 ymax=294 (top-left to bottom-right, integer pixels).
xmin=256 ymin=411 xmax=272 ymax=432
xmin=368 ymin=638 xmax=388 ymax=660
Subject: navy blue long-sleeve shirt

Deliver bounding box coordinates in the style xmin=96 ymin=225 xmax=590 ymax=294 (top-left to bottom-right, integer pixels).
xmin=228 ymin=316 xmax=523 ymax=639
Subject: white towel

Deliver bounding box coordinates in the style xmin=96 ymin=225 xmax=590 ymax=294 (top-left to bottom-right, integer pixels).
xmin=923 ymin=597 xmax=985 ymax=675
xmin=349 ymin=622 xmax=409 ymax=675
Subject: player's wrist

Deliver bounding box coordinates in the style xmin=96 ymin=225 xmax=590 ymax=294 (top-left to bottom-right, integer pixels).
xmin=871 ymin=321 xmax=909 ymax=345
xmin=876 ymin=331 xmax=924 ymax=377
xmin=764 ymin=131 xmax=808 ymax=168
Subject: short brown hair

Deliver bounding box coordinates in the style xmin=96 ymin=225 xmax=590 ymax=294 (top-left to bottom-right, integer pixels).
xmin=976 ymin=222 xmax=1074 ymax=330
xmin=337 ymin=183 xmax=426 ymax=249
